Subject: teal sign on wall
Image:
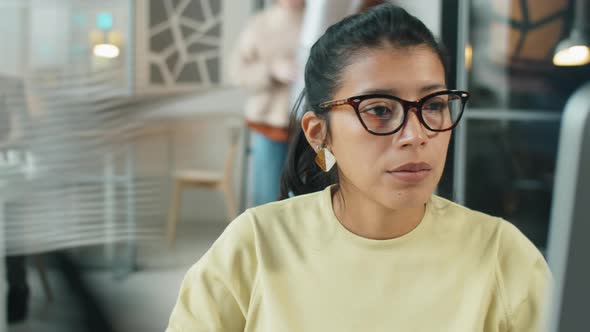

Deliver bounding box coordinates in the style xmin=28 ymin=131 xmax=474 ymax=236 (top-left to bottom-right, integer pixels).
xmin=97 ymin=12 xmax=113 ymax=31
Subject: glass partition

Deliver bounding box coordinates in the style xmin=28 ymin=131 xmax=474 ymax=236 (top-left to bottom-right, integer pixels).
xmin=447 ymin=0 xmax=590 ymax=250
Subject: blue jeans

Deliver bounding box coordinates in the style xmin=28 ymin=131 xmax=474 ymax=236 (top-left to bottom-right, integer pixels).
xmin=251 ymin=132 xmax=289 ymax=206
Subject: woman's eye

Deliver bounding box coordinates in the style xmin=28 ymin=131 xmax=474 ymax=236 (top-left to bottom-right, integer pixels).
xmin=364 ymin=106 xmax=393 ymax=117
xmin=424 ymin=101 xmax=447 ymax=111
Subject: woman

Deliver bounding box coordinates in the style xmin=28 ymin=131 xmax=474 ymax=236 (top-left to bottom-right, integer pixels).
xmin=230 ymin=0 xmax=304 ymax=206
xmin=167 ymin=4 xmax=550 ymax=331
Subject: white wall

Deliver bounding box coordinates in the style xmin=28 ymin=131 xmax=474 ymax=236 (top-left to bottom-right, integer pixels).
xmin=221 ymin=0 xmax=256 ymax=84
xmin=0 ymin=6 xmax=27 ymax=77
xmin=29 ymin=7 xmax=71 ymax=69
xmin=394 ymin=0 xmax=442 ymax=37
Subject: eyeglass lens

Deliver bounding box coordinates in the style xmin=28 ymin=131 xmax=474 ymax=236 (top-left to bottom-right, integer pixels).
xmin=357 ymin=92 xmax=464 ymax=133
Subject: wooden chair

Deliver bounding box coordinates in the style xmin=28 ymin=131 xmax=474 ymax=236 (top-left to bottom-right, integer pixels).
xmin=166 ymin=121 xmax=242 ymax=247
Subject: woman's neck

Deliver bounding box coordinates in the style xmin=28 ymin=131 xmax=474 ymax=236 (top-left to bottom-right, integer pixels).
xmin=332 ymin=185 xmax=426 ymax=240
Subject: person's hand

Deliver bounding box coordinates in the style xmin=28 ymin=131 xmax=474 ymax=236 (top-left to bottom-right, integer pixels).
xmin=271 ymin=58 xmax=297 ymax=84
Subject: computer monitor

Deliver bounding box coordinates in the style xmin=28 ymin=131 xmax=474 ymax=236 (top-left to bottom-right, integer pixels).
xmin=543 ymin=81 xmax=590 ymax=332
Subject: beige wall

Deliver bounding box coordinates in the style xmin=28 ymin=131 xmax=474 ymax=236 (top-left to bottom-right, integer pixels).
xmin=129 ymin=113 xmax=245 ymax=225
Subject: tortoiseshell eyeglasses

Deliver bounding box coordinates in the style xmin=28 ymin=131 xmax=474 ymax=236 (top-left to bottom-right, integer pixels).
xmin=318 ymin=90 xmax=470 ymax=136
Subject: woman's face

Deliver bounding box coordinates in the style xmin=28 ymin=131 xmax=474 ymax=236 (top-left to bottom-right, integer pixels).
xmin=327 ymin=46 xmax=450 ymax=210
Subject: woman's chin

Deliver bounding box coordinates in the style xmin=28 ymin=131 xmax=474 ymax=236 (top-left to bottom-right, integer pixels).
xmin=376 ymin=186 xmax=434 ymax=210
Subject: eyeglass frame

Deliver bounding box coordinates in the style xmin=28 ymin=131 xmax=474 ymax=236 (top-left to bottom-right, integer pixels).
xmin=317 ymin=89 xmax=470 ymax=136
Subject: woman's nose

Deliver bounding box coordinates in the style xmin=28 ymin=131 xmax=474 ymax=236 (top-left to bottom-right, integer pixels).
xmin=395 ymin=108 xmax=428 ymax=148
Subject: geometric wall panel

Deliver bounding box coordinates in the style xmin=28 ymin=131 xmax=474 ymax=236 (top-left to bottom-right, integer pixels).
xmin=147 ymin=0 xmax=222 ymax=86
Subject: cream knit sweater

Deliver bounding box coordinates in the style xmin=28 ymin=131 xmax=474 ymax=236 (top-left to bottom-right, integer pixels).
xmin=229 ymin=5 xmax=302 ymax=129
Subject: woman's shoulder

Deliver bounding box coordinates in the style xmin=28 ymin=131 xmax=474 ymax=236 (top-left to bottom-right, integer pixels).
xmin=429 ymin=195 xmax=504 ymax=233
xmin=252 ymin=189 xmax=325 ymax=212
xmin=428 ymin=195 xmax=543 ymax=260
xmin=215 ymin=189 xmax=329 ymax=257
xmin=430 ymin=195 xmax=546 ymax=263
xmin=244 ymin=189 xmax=328 ymax=231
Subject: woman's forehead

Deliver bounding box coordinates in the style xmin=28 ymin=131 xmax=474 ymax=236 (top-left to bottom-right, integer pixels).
xmin=336 ymin=46 xmax=446 ymax=98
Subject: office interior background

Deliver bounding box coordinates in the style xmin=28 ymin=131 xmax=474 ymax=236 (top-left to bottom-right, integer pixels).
xmin=0 ymin=0 xmax=588 ymax=331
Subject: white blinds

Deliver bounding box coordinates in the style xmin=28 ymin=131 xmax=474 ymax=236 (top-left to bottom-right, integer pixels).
xmin=0 ymin=68 xmax=163 ymax=256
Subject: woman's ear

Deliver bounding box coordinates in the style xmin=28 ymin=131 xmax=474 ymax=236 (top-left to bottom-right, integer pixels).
xmin=301 ymin=111 xmax=328 ymax=152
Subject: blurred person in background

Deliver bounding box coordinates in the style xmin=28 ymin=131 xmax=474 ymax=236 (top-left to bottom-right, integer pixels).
xmin=5 ymin=256 xmax=28 ymax=323
xmin=230 ymin=0 xmax=304 ymax=206
xmin=168 ymin=4 xmax=550 ymax=331
xmin=1 ymin=78 xmax=30 ymax=324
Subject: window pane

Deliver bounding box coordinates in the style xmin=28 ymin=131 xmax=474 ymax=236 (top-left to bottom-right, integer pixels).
xmin=465 ymin=119 xmax=560 ymax=248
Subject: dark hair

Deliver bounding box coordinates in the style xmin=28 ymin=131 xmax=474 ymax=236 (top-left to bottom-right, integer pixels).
xmin=279 ymin=3 xmax=449 ymax=199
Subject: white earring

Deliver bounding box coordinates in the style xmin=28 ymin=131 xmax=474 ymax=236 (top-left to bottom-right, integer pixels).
xmin=314 ymin=146 xmax=336 ymax=172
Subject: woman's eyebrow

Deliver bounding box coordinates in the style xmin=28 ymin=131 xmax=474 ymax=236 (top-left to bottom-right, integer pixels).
xmin=357 ymin=88 xmax=397 ymax=95
xmin=357 ymin=84 xmax=447 ymax=97
xmin=420 ymin=84 xmax=447 ymax=94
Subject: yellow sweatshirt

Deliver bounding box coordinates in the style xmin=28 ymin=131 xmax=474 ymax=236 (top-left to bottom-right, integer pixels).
xmin=166 ymin=186 xmax=551 ymax=331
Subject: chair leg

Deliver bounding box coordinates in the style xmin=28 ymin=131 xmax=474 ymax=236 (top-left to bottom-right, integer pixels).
xmin=33 ymin=255 xmax=53 ymax=304
xmin=167 ymin=180 xmax=183 ymax=248
xmin=222 ymin=184 xmax=238 ymax=222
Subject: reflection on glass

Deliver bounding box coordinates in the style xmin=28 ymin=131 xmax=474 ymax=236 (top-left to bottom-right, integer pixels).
xmin=465 ymin=120 xmax=560 ymax=248
xmin=0 ymin=0 xmax=130 ymax=87
xmin=468 ymin=0 xmax=590 ymax=111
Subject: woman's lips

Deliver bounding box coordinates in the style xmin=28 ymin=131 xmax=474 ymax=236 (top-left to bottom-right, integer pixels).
xmin=387 ymin=162 xmax=432 ymax=183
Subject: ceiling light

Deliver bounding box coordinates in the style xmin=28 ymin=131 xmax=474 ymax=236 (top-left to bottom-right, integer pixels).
xmin=93 ymin=43 xmax=120 ymax=59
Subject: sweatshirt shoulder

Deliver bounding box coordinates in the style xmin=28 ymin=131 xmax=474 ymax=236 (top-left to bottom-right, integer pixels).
xmin=429 ymin=195 xmax=504 ymax=232
xmin=429 ymin=195 xmax=546 ymax=269
xmin=246 ymin=190 xmax=329 ymax=239
xmin=247 ymin=190 xmax=325 ymax=223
